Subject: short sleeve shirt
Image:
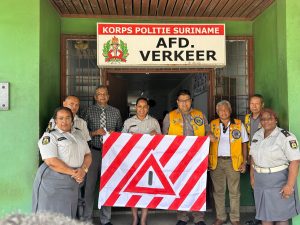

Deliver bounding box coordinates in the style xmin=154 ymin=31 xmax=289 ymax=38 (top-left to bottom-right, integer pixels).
xmin=38 ymin=127 xmax=91 ymax=168
xmin=218 ymin=121 xmax=249 ymax=156
xmin=250 ymin=127 xmax=300 ymax=167
xmin=122 ymin=115 xmax=161 ymax=134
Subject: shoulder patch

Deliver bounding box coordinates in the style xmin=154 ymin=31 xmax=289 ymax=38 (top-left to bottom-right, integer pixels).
xmin=57 ymin=137 xmax=67 ymax=141
xmin=281 ymin=129 xmax=291 ymax=137
xmin=46 ymin=122 xmax=52 ymax=132
xmin=290 ymin=140 xmax=298 ymax=149
xmin=42 ymin=136 xmax=50 ymax=145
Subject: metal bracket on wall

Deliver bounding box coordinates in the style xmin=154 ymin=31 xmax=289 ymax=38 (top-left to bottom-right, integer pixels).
xmin=0 ymin=82 xmax=9 ymax=110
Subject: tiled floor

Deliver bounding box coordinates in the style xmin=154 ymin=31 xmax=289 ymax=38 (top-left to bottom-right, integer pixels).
xmin=93 ymin=210 xmax=256 ymax=225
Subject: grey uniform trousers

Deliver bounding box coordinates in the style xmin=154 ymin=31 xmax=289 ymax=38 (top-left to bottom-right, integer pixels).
xmin=83 ymin=148 xmax=111 ymax=224
xmin=32 ymin=163 xmax=79 ymax=218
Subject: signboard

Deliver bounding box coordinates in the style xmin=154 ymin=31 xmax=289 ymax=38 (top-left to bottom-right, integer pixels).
xmin=97 ymin=23 xmax=226 ymax=68
xmin=99 ymin=132 xmax=209 ymax=211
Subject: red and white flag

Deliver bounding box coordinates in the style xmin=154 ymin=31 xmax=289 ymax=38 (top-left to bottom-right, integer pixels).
xmin=98 ymin=132 xmax=209 ymax=211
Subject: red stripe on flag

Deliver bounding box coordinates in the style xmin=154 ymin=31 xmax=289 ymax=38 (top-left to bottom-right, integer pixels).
xmin=125 ymin=195 xmax=142 ymax=207
xmin=102 ymin=132 xmax=122 ymax=158
xmin=168 ymin=156 xmax=208 ymax=210
xmin=147 ymin=197 xmax=163 ymax=209
xmin=100 ymin=133 xmax=143 ymax=190
xmin=159 ymin=136 xmax=185 ymax=167
xmin=169 ymin=136 xmax=208 ymax=183
xmin=103 ymin=135 xmax=164 ymax=206
xmin=190 ymin=189 xmax=206 ymax=211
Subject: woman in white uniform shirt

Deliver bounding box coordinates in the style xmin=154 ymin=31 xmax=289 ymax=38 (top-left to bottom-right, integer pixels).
xmin=250 ymin=108 xmax=300 ymax=225
xmin=32 ymin=107 xmax=92 ymax=218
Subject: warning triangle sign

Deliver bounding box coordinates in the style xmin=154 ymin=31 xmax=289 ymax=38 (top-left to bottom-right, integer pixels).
xmin=123 ymin=153 xmax=176 ymax=196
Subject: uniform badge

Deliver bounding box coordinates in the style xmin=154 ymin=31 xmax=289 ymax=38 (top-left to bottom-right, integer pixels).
xmin=289 ymin=140 xmax=298 ymax=149
xmin=194 ymin=117 xmax=203 ymax=126
xmin=58 ymin=137 xmax=67 ymax=141
xmin=232 ymin=129 xmax=241 ymax=139
xmin=42 ymin=136 xmax=50 ymax=145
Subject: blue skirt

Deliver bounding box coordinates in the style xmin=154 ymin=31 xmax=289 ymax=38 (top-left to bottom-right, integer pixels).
xmin=254 ymin=168 xmax=300 ymax=221
xmin=32 ymin=163 xmax=80 ymax=218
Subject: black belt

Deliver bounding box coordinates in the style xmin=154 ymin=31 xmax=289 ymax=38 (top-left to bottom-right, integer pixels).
xmin=92 ymin=146 xmax=102 ymax=151
xmin=218 ymin=156 xmax=231 ymax=159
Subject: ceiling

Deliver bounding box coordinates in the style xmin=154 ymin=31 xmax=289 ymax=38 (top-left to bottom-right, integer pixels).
xmin=50 ymin=0 xmax=274 ymax=20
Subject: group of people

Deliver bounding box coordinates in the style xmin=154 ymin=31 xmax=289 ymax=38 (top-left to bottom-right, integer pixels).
xmin=32 ymin=86 xmax=300 ymax=225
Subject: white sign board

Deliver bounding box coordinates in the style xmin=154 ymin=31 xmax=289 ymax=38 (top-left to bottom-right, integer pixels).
xmin=97 ymin=23 xmax=226 ymax=68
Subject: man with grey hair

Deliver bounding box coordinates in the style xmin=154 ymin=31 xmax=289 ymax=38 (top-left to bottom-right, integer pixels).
xmin=209 ymin=100 xmax=248 ymax=225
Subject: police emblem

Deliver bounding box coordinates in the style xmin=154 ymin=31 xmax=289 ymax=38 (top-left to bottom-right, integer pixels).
xmin=102 ymin=36 xmax=129 ymax=63
xmin=289 ymin=140 xmax=298 ymax=149
xmin=42 ymin=136 xmax=50 ymax=145
xmin=232 ymin=129 xmax=241 ymax=139
xmin=194 ymin=117 xmax=203 ymax=126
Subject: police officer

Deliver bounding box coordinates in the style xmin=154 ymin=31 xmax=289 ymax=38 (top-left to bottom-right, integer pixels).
xmin=250 ymin=108 xmax=300 ymax=225
xmin=244 ymin=94 xmax=264 ymax=151
xmin=163 ymin=89 xmax=212 ymax=225
xmin=209 ymin=100 xmax=248 ymax=225
xmin=122 ymin=97 xmax=161 ymax=225
xmin=47 ymin=95 xmax=91 ymax=142
xmin=32 ymin=107 xmax=92 ymax=218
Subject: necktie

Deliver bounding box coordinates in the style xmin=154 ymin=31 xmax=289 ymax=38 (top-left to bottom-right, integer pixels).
xmin=100 ymin=108 xmax=106 ymax=143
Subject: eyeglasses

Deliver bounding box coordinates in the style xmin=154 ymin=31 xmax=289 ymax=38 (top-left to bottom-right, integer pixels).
xmin=177 ymin=98 xmax=192 ymax=103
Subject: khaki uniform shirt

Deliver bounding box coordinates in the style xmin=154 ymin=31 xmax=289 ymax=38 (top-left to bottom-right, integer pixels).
xmin=38 ymin=127 xmax=91 ymax=168
xmin=250 ymin=126 xmax=300 ymax=167
xmin=122 ymin=115 xmax=161 ymax=134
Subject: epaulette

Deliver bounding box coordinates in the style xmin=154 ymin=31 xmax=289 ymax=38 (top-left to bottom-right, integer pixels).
xmin=48 ymin=129 xmax=56 ymax=133
xmin=281 ymin=129 xmax=291 ymax=137
xmin=75 ymin=127 xmax=81 ymax=130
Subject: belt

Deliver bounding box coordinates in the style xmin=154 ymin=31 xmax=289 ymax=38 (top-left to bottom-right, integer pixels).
xmin=218 ymin=156 xmax=231 ymax=160
xmin=253 ymin=164 xmax=289 ymax=173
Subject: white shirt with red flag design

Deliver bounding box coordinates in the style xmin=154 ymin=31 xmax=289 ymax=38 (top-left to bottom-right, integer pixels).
xmin=98 ymin=132 xmax=209 ymax=211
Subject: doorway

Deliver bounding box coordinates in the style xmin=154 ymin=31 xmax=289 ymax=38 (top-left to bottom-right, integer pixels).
xmin=103 ymin=69 xmax=214 ymax=124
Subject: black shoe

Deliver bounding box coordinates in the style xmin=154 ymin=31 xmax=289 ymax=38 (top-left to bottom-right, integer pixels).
xmin=245 ymin=220 xmax=260 ymax=225
xmin=195 ymin=221 xmax=206 ymax=225
xmin=104 ymin=223 xmax=113 ymax=225
xmin=176 ymin=220 xmax=187 ymax=225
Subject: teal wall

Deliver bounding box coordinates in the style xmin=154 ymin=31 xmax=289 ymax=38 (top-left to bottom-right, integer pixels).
xmin=39 ymin=0 xmax=61 ymax=133
xmin=0 ymin=0 xmax=40 ymax=216
xmin=253 ymin=1 xmax=288 ymax=128
xmin=0 ymin=0 xmax=60 ymax=216
xmin=286 ymin=0 xmax=300 ymax=223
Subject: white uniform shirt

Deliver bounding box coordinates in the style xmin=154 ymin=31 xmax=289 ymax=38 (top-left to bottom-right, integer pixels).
xmin=218 ymin=122 xmax=249 ymax=156
xmin=47 ymin=115 xmax=91 ymax=142
xmin=122 ymin=115 xmax=161 ymax=134
xmin=250 ymin=127 xmax=300 ymax=167
xmin=38 ymin=127 xmax=91 ymax=167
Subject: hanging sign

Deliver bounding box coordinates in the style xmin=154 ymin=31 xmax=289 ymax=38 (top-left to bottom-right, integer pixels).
xmin=97 ymin=23 xmax=226 ymax=68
